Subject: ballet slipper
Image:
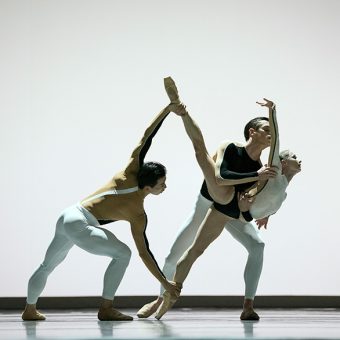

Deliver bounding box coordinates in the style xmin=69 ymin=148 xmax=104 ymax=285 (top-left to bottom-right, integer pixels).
xmin=98 ymin=307 xmax=133 ymax=321
xmin=137 ymin=299 xmax=161 ymax=318
xmin=154 ymin=291 xmax=178 ymax=320
xmin=22 ymin=306 xmax=46 ymax=321
xmin=240 ymin=309 xmax=260 ymax=321
xmin=164 ymin=77 xmax=181 ymax=104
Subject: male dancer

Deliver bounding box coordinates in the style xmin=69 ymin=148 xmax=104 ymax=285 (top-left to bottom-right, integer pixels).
xmin=138 ymin=78 xmax=301 ymax=320
xmin=22 ymin=102 xmax=181 ymax=321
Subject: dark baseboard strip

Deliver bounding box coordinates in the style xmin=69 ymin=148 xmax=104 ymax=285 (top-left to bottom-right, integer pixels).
xmin=1 ymin=296 xmax=340 ymax=310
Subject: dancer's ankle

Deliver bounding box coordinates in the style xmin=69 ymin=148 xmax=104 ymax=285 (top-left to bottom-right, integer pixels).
xmin=243 ymin=298 xmax=254 ymax=311
xmin=100 ymin=299 xmax=113 ymax=309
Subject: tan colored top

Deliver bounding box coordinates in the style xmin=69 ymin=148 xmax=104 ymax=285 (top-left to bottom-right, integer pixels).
xmin=80 ymin=107 xmax=171 ymax=284
xmin=81 ymin=107 xmax=170 ymax=225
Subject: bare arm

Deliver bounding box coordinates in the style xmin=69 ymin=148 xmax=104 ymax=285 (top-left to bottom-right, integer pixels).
xmin=256 ymin=98 xmax=279 ymax=167
xmin=130 ymin=216 xmax=179 ymax=295
xmin=124 ymin=105 xmax=172 ymax=177
xmin=246 ymin=99 xmax=279 ymax=196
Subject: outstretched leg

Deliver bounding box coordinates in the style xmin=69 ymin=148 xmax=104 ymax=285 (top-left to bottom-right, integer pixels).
xmin=164 ymin=77 xmax=234 ymax=205
xmin=155 ymin=208 xmax=232 ymax=319
xmin=181 ymin=112 xmax=234 ymax=204
xmin=22 ymin=217 xmax=74 ymax=321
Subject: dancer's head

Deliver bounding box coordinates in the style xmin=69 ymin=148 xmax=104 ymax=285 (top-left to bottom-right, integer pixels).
xmin=243 ymin=116 xmax=269 ymax=141
xmin=138 ymin=162 xmax=167 ymax=194
xmin=279 ymin=150 xmax=302 ymax=176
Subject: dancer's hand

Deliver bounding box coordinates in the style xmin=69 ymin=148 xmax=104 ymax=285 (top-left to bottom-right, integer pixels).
xmin=256 ymin=98 xmax=275 ymax=109
xmin=238 ymin=192 xmax=255 ymax=212
xmin=168 ymin=103 xmax=188 ymax=116
xmin=163 ymin=280 xmax=181 ymax=297
xmin=256 ymin=216 xmax=269 ymax=229
xmin=257 ymin=165 xmax=277 ymax=180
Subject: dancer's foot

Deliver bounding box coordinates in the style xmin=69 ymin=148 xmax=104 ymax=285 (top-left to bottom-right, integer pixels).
xmin=154 ymin=291 xmax=178 ymax=320
xmin=164 ymin=77 xmax=180 ymax=104
xmin=22 ymin=304 xmax=46 ymax=321
xmin=240 ymin=309 xmax=260 ymax=321
xmin=98 ymin=307 xmax=133 ymax=321
xmin=137 ymin=298 xmax=162 ymax=318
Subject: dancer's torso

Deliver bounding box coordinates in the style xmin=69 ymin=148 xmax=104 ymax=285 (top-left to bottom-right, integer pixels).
xmin=81 ymin=167 xmax=145 ymax=225
xmin=201 ymin=143 xmax=261 ymax=219
xmin=250 ymin=174 xmax=288 ymax=219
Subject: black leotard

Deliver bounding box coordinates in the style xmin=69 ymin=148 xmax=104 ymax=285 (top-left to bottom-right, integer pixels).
xmin=200 ymin=143 xmax=261 ymax=221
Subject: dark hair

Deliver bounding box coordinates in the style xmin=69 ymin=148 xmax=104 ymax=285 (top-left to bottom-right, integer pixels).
xmin=243 ymin=116 xmax=269 ymax=140
xmin=137 ymin=162 xmax=167 ymax=189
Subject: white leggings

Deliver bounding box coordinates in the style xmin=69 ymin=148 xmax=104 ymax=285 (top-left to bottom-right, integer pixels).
xmin=26 ymin=204 xmax=131 ymax=304
xmin=161 ymin=194 xmax=264 ymax=299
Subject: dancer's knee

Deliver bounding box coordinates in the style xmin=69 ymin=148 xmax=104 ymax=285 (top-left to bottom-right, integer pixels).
xmin=113 ymin=244 xmax=132 ymax=264
xmin=186 ymin=245 xmax=205 ymax=261
xmin=248 ymin=240 xmax=265 ymax=256
xmin=37 ymin=261 xmax=59 ymax=274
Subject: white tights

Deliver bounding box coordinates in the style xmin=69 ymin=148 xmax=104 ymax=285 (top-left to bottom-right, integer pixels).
xmin=161 ymin=194 xmax=264 ymax=299
xmin=26 ymin=204 xmax=131 ymax=304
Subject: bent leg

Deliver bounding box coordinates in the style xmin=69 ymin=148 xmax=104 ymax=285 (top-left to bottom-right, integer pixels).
xmin=64 ymin=220 xmax=133 ymax=321
xmin=64 ymin=224 xmax=131 ymax=300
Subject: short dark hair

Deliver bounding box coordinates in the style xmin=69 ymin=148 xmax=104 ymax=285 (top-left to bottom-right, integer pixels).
xmin=243 ymin=116 xmax=269 ymax=140
xmin=137 ymin=162 xmax=167 ymax=189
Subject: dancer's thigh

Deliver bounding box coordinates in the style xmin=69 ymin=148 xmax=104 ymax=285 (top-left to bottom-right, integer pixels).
xmin=191 ymin=207 xmax=232 ymax=253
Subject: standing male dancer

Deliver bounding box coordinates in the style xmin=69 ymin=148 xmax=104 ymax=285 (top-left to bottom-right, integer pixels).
xmin=22 ymin=101 xmax=181 ymax=322
xmin=138 ymin=78 xmax=300 ymax=320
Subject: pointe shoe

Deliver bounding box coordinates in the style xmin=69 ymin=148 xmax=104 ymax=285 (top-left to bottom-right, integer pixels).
xmin=154 ymin=291 xmax=178 ymax=320
xmin=22 ymin=309 xmax=46 ymax=321
xmin=98 ymin=308 xmax=133 ymax=321
xmin=240 ymin=309 xmax=260 ymax=321
xmin=137 ymin=299 xmax=161 ymax=318
xmin=164 ymin=77 xmax=181 ymax=104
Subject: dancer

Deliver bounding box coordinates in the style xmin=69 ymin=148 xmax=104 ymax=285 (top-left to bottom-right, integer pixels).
xmin=137 ymin=78 xmax=301 ymax=320
xmin=22 ymin=103 xmax=181 ymax=321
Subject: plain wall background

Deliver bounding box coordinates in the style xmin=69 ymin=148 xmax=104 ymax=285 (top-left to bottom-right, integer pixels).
xmin=1 ymin=0 xmax=339 ymax=298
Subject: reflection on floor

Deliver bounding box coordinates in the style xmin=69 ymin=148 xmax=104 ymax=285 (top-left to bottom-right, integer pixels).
xmin=1 ymin=308 xmax=340 ymax=340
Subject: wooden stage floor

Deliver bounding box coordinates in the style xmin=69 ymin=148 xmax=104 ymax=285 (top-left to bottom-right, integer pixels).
xmin=1 ymin=308 xmax=340 ymax=339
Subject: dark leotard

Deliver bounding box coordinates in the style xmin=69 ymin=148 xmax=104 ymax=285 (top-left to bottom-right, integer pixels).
xmin=200 ymin=143 xmax=261 ymax=221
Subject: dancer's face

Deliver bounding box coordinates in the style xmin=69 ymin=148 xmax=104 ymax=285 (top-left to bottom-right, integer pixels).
xmin=253 ymin=120 xmax=271 ymax=147
xmin=283 ymin=153 xmax=302 ymax=174
xmin=149 ymin=176 xmax=167 ymax=195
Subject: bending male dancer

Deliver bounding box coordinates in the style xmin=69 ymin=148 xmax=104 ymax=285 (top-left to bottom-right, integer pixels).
xmin=22 ymin=102 xmax=181 ymax=321
xmin=138 ymin=78 xmax=301 ymax=320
